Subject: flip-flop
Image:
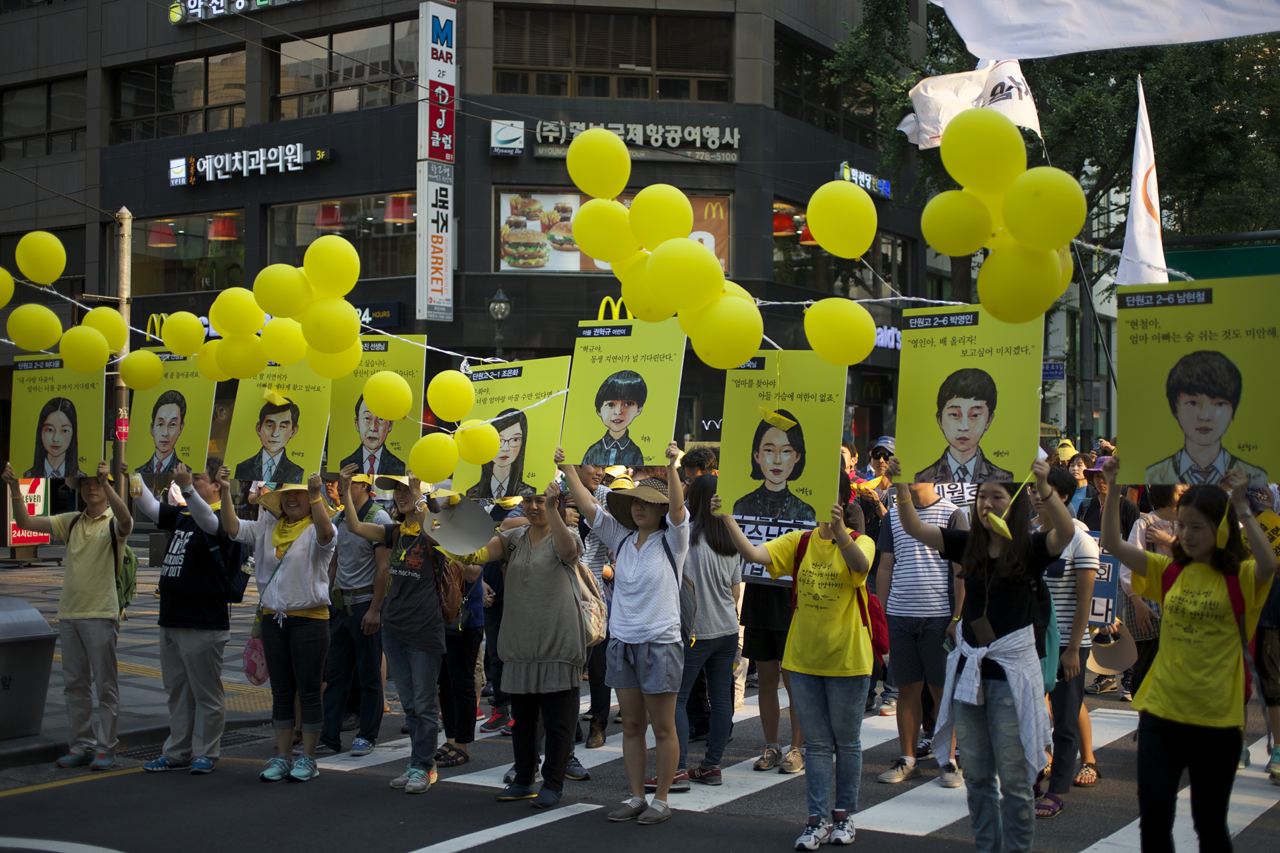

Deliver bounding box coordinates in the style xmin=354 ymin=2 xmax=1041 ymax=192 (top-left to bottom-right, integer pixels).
xmin=436 ymin=744 xmax=470 ymax=768
xmin=1074 ymin=762 xmax=1101 ymax=787
xmin=1035 ymin=792 xmax=1065 ymax=819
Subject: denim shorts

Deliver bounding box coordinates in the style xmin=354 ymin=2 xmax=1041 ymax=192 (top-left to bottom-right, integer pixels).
xmin=606 ymin=638 xmax=684 ymax=694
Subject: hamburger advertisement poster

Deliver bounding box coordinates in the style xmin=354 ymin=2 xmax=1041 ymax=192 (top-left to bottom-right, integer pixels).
xmin=496 ymin=190 xmax=731 ymax=273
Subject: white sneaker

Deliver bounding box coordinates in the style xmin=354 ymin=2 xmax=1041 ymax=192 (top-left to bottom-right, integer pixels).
xmin=795 ymin=818 xmax=831 ymax=851
xmin=939 ymin=762 xmax=964 ymax=788
xmin=829 ymin=817 xmax=855 ymax=846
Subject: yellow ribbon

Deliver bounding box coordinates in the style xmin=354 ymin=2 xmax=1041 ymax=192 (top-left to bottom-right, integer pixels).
xmin=264 ymin=387 xmax=291 ymax=406
xmin=758 ymin=407 xmax=797 ymax=431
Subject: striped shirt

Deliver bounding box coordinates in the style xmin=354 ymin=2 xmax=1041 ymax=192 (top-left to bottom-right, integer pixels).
xmin=877 ymin=499 xmax=964 ymax=618
xmin=1041 ymin=521 xmax=1099 ymax=648
xmin=580 ymin=485 xmax=613 ymax=583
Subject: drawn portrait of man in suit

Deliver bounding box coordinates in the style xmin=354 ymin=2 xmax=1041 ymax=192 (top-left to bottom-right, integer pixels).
xmin=137 ymin=390 xmax=188 ymax=474
xmin=233 ymin=398 xmax=304 ymax=485
xmin=914 ymin=368 xmax=1013 ymax=485
xmin=339 ymin=394 xmax=406 ymax=477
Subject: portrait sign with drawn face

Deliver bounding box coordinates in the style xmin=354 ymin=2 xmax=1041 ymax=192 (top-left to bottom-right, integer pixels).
xmin=453 ymin=356 xmax=571 ymax=500
xmin=10 ymin=355 xmax=105 ymax=480
xmin=1116 ymin=276 xmax=1280 ymax=486
xmin=225 ymin=361 xmax=332 ymax=486
xmin=327 ymin=335 xmax=426 ymax=478
xmin=125 ymin=349 xmax=217 ymax=478
xmin=897 ymin=304 xmax=1043 ymax=486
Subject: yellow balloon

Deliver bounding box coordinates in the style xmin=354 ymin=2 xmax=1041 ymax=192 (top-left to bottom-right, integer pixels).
xmin=566 ymin=127 xmax=630 ymax=199
xmin=303 ymin=234 xmax=361 ymax=297
xmin=1003 ymin=167 xmax=1088 ymax=251
xmin=363 ymin=370 xmax=413 ymax=421
xmin=82 ymin=306 xmax=128 ymax=352
xmin=1056 ymin=245 xmax=1074 ymax=293
xmin=120 ymin=350 xmax=164 ymax=391
xmin=677 ymin=282 xmax=748 ymax=336
xmin=628 ymin=184 xmax=693 ymax=251
xmin=427 ymin=370 xmax=475 ymax=422
xmin=921 ymin=191 xmax=992 ymax=256
xmin=965 ymin=190 xmax=1015 ymax=250
xmin=15 ymin=231 xmax=67 ymax=285
xmin=59 ymin=325 xmax=110 ymax=373
xmin=196 ymin=340 xmax=231 ymax=382
xmin=254 ymin=264 xmax=315 ymax=318
xmin=410 ymin=432 xmax=459 ymax=484
xmin=612 ymin=249 xmax=649 ymax=283
xmin=977 ymin=243 xmax=1062 ymax=324
xmin=803 ymin=298 xmax=877 ymax=366
xmin=573 ymin=199 xmax=641 ymax=263
xmin=306 ymin=340 xmax=363 ymax=379
xmin=806 ymin=181 xmax=879 ymax=259
xmin=619 ymin=254 xmax=671 ymax=323
xmin=208 ymin=299 xmax=229 ymax=338
xmin=214 ymin=287 xmax=265 ymax=337
xmin=161 ymin=311 xmax=206 ymax=357
xmin=724 ymin=281 xmax=753 ymax=301
xmin=455 ymin=419 xmax=501 ymax=466
xmin=217 ymin=334 xmax=268 ymax=379
xmin=300 ymin=298 xmax=360 ymax=354
xmin=689 ymin=295 xmax=763 ymax=370
xmin=260 ymin=317 xmax=307 ymax=365
xmin=0 ymin=267 xmax=13 ymax=309
xmin=7 ymin=303 xmax=63 ymax=351
xmin=941 ymin=108 xmax=1027 ymax=195
xmin=646 ymin=238 xmax=723 ymax=316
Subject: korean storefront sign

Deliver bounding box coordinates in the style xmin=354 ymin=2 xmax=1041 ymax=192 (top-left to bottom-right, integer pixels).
xmin=422 ymin=1 xmax=457 ymax=165
xmin=167 ymin=144 xmax=331 ymax=186
xmin=418 ymin=161 xmax=453 ymax=322
xmin=532 ymin=120 xmax=740 ymax=165
xmin=170 ymin=0 xmax=311 ymax=25
xmin=837 ymin=161 xmax=892 ymax=199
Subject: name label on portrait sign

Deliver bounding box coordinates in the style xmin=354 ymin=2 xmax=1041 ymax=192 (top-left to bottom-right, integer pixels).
xmin=1117 ymin=288 xmax=1213 ymax=309
xmin=16 ymin=359 xmax=64 ymax=371
xmin=579 ymin=325 xmax=633 ymax=338
xmin=905 ymin=311 xmax=979 ymax=330
xmin=362 ymin=341 xmax=390 ymax=353
xmin=735 ymin=358 xmax=766 ymax=370
xmin=470 ymin=366 xmax=524 ymax=382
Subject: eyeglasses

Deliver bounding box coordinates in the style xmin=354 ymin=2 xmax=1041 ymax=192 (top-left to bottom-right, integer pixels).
xmin=871 ymin=450 xmax=892 ymax=461
xmin=499 ymin=435 xmax=524 ymax=448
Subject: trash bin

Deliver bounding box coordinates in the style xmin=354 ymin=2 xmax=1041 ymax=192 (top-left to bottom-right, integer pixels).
xmin=0 ymin=595 xmax=57 ymax=740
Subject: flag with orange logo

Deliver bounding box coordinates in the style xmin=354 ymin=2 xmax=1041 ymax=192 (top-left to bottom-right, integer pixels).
xmin=1117 ymin=76 xmax=1167 ymax=285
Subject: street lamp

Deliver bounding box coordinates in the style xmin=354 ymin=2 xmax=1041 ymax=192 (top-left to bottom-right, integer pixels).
xmin=487 ymin=286 xmax=512 ymax=358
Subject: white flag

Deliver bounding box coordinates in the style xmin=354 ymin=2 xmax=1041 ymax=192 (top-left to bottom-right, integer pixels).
xmin=939 ymin=0 xmax=1280 ymax=60
xmin=898 ymin=59 xmax=1041 ymax=149
xmin=1116 ymin=77 xmax=1167 ymax=285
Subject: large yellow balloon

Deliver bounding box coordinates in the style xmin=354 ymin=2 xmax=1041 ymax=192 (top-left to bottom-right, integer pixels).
xmin=217 ymin=334 xmax=268 ymax=379
xmin=60 ymin=325 xmax=110 ymax=373
xmin=977 ymin=243 xmax=1062 ymax=324
xmin=300 ymin=298 xmax=360 ymax=354
xmin=806 ymin=181 xmax=878 ymax=259
xmin=628 ymin=184 xmax=693 ymax=251
xmin=921 ymin=191 xmax=992 ymax=257
xmin=196 ymin=340 xmax=231 ymax=382
xmin=260 ymin=317 xmax=307 ymax=365
xmin=1056 ymin=245 xmax=1074 ymax=293
xmin=573 ymin=199 xmax=641 ymax=263
xmin=455 ymin=419 xmax=501 ymax=466
xmin=646 ymin=238 xmax=723 ymax=317
xmin=427 ymin=370 xmax=475 ymax=422
xmin=619 ymin=254 xmax=671 ymax=323
xmin=941 ymin=109 xmax=1027 ymax=195
xmin=724 ymin=281 xmax=753 ymax=301
xmin=119 ymin=350 xmax=164 ymax=390
xmin=254 ymin=264 xmax=315 ymax=318
xmin=7 ymin=303 xmax=63 ymax=351
xmin=612 ymin=249 xmax=648 ymax=283
xmin=0 ymin=267 xmax=13 ymax=309
xmin=677 ymin=281 xmax=750 ymax=336
xmin=566 ymin=127 xmax=630 ymax=199
xmin=965 ymin=190 xmax=1015 ymax=250
xmin=364 ymin=371 xmax=413 ymax=421
xmin=410 ymin=432 xmax=459 ymax=484
xmin=306 ymin=340 xmax=363 ymax=379
xmin=15 ymin=231 xmax=66 ymax=285
xmin=689 ymin=295 xmax=763 ymax=370
xmin=82 ymin=307 xmax=128 ymax=353
xmin=214 ymin=287 xmax=265 ymax=337
xmin=161 ymin=311 xmax=206 ymax=357
xmin=208 ymin=299 xmax=229 ymax=338
xmin=804 ymin=298 xmax=877 ymax=366
xmin=1003 ymin=167 xmax=1087 ymax=251
xmin=304 ymin=234 xmax=361 ymax=297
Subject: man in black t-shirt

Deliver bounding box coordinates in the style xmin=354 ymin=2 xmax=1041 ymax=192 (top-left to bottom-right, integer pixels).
xmin=135 ymin=459 xmax=240 ymax=774
xmin=1077 ymin=457 xmax=1139 ymax=537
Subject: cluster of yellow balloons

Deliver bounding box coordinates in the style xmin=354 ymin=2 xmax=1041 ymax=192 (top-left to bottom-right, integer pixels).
xmin=923 ymin=109 xmax=1085 ymax=324
xmin=404 ymin=369 xmax=500 ymax=485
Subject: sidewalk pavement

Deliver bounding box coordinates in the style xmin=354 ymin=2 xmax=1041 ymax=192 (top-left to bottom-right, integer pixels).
xmin=0 ymin=535 xmax=272 ymax=767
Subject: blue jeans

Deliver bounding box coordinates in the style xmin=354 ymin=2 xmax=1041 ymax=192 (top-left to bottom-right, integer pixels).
xmin=321 ymin=600 xmax=384 ymax=750
xmin=675 ymin=633 xmax=737 ymax=770
xmin=952 ymin=679 xmax=1036 ymax=853
xmin=382 ymin=628 xmax=442 ymax=770
xmin=789 ymin=672 xmax=871 ymax=818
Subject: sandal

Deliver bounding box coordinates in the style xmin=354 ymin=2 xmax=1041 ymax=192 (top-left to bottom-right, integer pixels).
xmin=436 ymin=743 xmax=470 ymax=768
xmin=1035 ymin=792 xmax=1065 ymax=819
xmin=1074 ymin=762 xmax=1100 ymax=787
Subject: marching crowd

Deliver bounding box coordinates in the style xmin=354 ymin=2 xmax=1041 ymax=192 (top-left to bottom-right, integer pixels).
xmin=3 ymin=431 xmax=1279 ymax=852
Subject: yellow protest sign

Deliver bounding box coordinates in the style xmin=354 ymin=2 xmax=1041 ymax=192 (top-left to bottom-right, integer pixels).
xmin=125 ymin=349 xmax=217 ymax=477
xmin=716 ymin=350 xmax=846 ymax=530
xmin=224 ymin=361 xmax=331 ymax=485
xmin=453 ymin=357 xmax=571 ymax=498
xmin=1244 ymin=508 xmax=1280 ymax=560
xmin=327 ymin=335 xmax=426 ymax=477
xmin=10 ymin=355 xmax=105 ymax=479
xmin=561 ymin=318 xmax=686 ymax=467
xmin=897 ymin=304 xmax=1043 ymax=484
xmin=1116 ymin=276 xmax=1280 ymax=486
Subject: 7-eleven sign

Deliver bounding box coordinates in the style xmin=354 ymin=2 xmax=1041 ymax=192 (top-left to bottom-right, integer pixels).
xmin=8 ymin=478 xmax=50 ymax=547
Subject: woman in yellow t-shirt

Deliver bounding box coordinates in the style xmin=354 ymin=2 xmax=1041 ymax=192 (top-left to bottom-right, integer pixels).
xmin=1098 ymin=459 xmax=1276 ymax=852
xmin=714 ymin=472 xmax=874 ymax=850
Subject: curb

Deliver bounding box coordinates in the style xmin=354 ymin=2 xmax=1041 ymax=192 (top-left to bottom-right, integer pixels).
xmin=0 ymin=715 xmax=272 ymax=770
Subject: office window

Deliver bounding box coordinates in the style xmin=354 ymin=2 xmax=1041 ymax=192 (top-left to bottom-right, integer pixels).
xmin=1 ymin=78 xmax=86 ymax=160
xmin=269 ymin=194 xmax=416 ymax=279
xmin=132 ymin=212 xmax=246 ymax=296
xmin=275 ymin=22 xmax=418 ymax=121
xmin=494 ymin=9 xmax=731 ymax=102
xmin=774 ymin=28 xmax=877 ymax=149
xmin=114 ymin=53 xmax=245 ymax=143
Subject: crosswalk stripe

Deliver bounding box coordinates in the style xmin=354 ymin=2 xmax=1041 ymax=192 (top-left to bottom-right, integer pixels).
xmin=402 ymin=803 xmax=602 ymax=853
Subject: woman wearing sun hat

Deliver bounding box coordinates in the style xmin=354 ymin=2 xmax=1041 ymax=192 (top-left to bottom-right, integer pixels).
xmin=217 ymin=468 xmax=337 ymax=783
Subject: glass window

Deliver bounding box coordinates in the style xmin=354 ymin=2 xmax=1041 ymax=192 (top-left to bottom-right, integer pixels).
xmin=207 ymin=52 xmax=246 ymax=105
xmin=48 ymin=78 xmax=86 ymax=130
xmin=274 ymin=24 xmax=417 ymax=123
xmin=159 ymin=58 xmax=205 ymax=113
xmin=1 ymin=78 xmax=87 ymax=161
xmin=333 ymin=25 xmax=392 ymax=83
xmin=279 ymin=38 xmax=329 ymax=94
xmin=131 ymin=212 xmax=246 ymax=297
xmin=113 ymin=55 xmax=244 ymax=145
xmin=657 ymin=78 xmax=691 ymax=100
xmin=774 ymin=27 xmax=877 ymax=148
xmin=268 ymin=194 xmax=416 ymax=281
xmin=2 ymin=86 xmax=46 ymax=137
xmin=577 ymin=75 xmax=610 ymax=98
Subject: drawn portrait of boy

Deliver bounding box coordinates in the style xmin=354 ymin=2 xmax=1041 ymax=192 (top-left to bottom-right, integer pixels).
xmin=914 ymin=367 xmax=1013 ymax=484
xmin=581 ymin=369 xmax=646 ymax=467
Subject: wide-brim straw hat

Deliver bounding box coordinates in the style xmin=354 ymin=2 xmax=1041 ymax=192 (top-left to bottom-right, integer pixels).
xmin=605 ymin=477 xmax=670 ymax=531
xmin=1087 ymin=623 xmax=1138 ymax=676
xmin=258 ymin=484 xmax=338 ymax=519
